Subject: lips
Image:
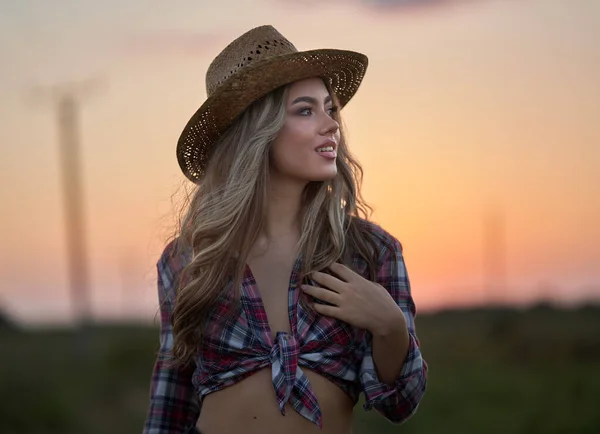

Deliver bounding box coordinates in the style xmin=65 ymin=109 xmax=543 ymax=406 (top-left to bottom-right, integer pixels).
xmin=315 ymin=139 xmax=337 ymax=160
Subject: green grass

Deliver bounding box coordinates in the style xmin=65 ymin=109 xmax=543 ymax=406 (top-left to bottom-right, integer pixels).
xmin=1 ymin=305 xmax=599 ymax=434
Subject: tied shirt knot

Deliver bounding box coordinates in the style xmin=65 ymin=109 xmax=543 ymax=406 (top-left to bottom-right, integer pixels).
xmin=269 ymin=332 xmax=322 ymax=426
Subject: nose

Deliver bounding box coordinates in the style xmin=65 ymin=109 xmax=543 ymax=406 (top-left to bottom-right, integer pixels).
xmin=320 ymin=111 xmax=339 ymax=136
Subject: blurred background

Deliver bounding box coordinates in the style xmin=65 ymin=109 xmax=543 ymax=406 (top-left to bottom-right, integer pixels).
xmin=1 ymin=0 xmax=599 ymax=433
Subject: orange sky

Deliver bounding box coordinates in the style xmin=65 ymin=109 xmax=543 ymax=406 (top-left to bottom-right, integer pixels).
xmin=1 ymin=0 xmax=599 ymax=324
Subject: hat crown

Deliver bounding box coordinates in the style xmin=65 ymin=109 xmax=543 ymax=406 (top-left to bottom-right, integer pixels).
xmin=206 ymin=25 xmax=298 ymax=96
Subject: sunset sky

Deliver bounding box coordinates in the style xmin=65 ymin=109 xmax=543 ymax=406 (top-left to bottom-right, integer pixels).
xmin=1 ymin=0 xmax=599 ymax=324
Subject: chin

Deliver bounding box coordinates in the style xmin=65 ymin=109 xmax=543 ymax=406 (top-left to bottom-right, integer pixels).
xmin=308 ymin=168 xmax=337 ymax=182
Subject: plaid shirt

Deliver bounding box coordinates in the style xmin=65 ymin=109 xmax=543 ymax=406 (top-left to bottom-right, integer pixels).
xmin=143 ymin=220 xmax=427 ymax=433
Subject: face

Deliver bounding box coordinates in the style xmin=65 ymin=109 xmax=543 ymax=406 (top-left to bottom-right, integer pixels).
xmin=270 ymin=77 xmax=341 ymax=185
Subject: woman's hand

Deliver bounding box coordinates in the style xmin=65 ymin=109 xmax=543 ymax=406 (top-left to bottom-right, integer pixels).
xmin=301 ymin=262 xmax=407 ymax=336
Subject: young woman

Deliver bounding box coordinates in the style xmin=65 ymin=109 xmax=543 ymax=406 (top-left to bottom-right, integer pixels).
xmin=143 ymin=25 xmax=427 ymax=434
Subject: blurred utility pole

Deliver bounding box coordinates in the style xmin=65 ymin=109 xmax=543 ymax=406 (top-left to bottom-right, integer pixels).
xmin=31 ymin=78 xmax=102 ymax=327
xmin=483 ymin=204 xmax=508 ymax=306
xmin=119 ymin=250 xmax=136 ymax=320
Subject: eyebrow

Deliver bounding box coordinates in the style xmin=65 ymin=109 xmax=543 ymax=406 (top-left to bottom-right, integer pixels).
xmin=291 ymin=95 xmax=332 ymax=105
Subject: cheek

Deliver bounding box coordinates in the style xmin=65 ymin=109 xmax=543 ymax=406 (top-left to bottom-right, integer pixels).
xmin=271 ymin=125 xmax=313 ymax=170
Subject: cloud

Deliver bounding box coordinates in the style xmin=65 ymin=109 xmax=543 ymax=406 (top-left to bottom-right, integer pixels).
xmin=274 ymin=0 xmax=503 ymax=14
xmin=359 ymin=0 xmax=495 ymax=14
xmin=117 ymin=0 xmax=514 ymax=60
xmin=361 ymin=0 xmax=473 ymax=8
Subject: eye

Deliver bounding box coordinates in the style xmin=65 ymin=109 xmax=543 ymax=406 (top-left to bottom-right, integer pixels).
xmin=298 ymin=107 xmax=313 ymax=116
xmin=327 ymin=106 xmax=339 ymax=116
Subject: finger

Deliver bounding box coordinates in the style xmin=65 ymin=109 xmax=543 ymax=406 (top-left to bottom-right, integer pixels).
xmin=329 ymin=262 xmax=357 ymax=282
xmin=310 ymin=271 xmax=344 ymax=292
xmin=301 ymin=285 xmax=340 ymax=305
xmin=311 ymin=302 xmax=340 ymax=318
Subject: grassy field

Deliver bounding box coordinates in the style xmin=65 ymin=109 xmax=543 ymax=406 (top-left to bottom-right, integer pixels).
xmin=1 ymin=304 xmax=599 ymax=434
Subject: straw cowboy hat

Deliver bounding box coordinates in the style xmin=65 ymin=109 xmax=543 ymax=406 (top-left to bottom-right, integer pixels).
xmin=176 ymin=24 xmax=369 ymax=183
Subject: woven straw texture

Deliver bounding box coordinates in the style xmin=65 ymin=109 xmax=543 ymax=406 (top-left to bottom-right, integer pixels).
xmin=176 ymin=25 xmax=368 ymax=183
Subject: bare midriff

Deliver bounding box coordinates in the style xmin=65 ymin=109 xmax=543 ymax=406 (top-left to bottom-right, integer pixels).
xmin=196 ymin=367 xmax=355 ymax=434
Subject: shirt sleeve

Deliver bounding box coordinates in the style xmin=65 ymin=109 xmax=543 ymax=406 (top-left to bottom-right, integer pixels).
xmin=359 ymin=236 xmax=428 ymax=424
xmin=143 ymin=244 xmax=201 ymax=434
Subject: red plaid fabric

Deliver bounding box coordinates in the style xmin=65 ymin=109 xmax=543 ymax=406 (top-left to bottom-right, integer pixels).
xmin=143 ymin=220 xmax=427 ymax=433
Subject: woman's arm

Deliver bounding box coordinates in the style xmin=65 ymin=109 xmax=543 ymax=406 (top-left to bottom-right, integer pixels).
xmin=143 ymin=243 xmax=200 ymax=434
xmin=359 ymin=236 xmax=428 ymax=424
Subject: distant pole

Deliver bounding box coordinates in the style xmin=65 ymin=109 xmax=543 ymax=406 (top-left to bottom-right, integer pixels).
xmin=119 ymin=250 xmax=135 ymax=320
xmin=30 ymin=79 xmax=101 ymax=327
xmin=483 ymin=205 xmax=508 ymax=306
xmin=57 ymin=92 xmax=92 ymax=326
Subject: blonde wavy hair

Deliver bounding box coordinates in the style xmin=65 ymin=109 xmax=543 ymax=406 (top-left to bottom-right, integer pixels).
xmin=168 ymin=81 xmax=378 ymax=367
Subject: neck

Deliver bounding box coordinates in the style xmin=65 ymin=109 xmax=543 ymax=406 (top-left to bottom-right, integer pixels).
xmin=263 ymin=173 xmax=305 ymax=241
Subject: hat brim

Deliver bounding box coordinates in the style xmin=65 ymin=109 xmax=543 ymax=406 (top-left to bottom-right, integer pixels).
xmin=176 ymin=48 xmax=368 ymax=183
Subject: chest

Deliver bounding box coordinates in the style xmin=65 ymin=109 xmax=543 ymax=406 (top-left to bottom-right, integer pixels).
xmin=247 ymin=249 xmax=298 ymax=337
